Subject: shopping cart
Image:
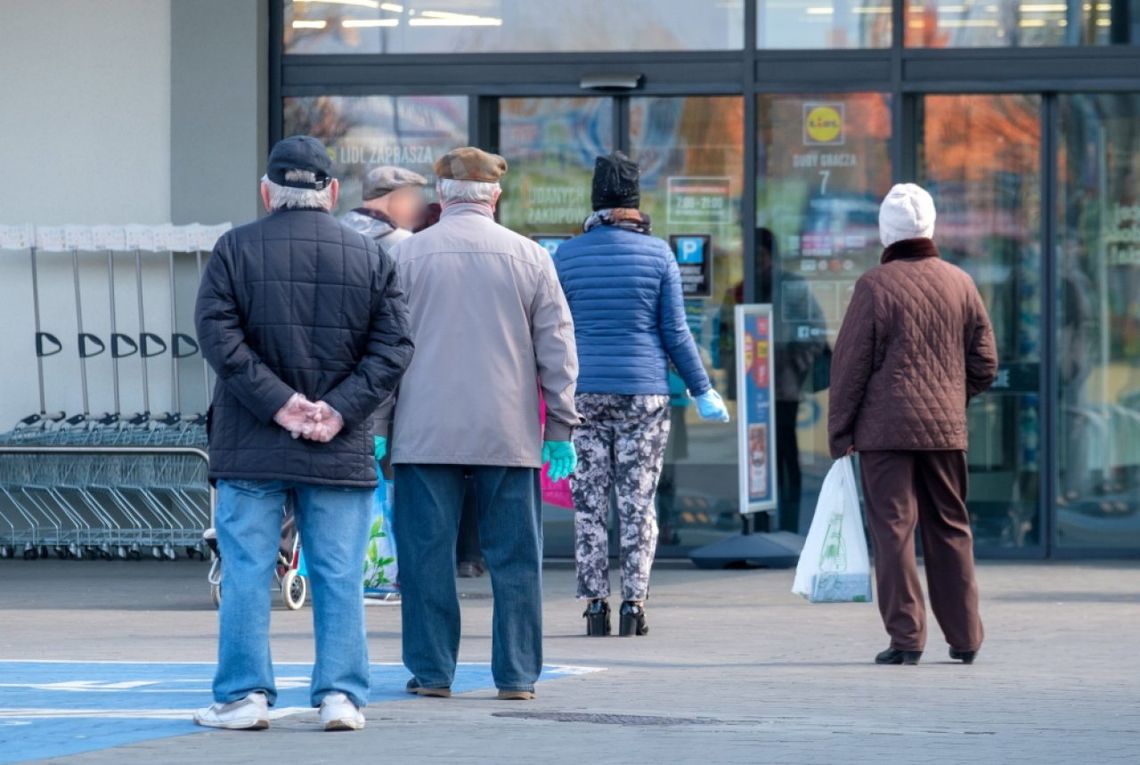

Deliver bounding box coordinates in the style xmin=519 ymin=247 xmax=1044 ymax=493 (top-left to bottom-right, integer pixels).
xmin=0 ymin=223 xmax=228 ymax=562
xmin=204 ymin=502 xmax=308 ymax=610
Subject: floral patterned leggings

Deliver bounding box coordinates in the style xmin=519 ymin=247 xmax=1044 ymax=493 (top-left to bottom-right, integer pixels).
xmin=571 ymin=393 xmax=671 ymax=602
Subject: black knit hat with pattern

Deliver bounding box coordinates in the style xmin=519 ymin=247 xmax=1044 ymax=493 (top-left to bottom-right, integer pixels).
xmin=591 ymin=151 xmax=640 ymax=211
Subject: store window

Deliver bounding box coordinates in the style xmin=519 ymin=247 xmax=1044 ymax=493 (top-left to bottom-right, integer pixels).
xmin=629 ymin=96 xmax=745 ymax=549
xmin=757 ymin=0 xmax=892 ymax=48
xmin=755 ymin=93 xmax=893 ymax=533
xmin=284 ymin=0 xmax=745 ymax=54
xmin=497 ymin=98 xmax=613 ymax=240
xmin=1055 ymin=93 xmax=1140 ymax=550
xmin=919 ymin=93 xmax=1043 ymax=550
xmin=282 ymin=95 xmax=469 ymax=215
xmin=906 ymin=0 xmax=1139 ymax=46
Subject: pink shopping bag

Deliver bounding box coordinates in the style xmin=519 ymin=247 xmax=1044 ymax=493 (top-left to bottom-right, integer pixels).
xmin=539 ymin=396 xmax=574 ymax=509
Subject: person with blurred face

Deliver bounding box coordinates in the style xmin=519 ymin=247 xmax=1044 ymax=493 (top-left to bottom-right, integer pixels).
xmin=341 ymin=166 xmax=429 ymax=256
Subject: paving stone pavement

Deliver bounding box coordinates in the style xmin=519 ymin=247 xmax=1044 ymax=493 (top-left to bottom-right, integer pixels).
xmin=1 ymin=559 xmax=1138 ymax=764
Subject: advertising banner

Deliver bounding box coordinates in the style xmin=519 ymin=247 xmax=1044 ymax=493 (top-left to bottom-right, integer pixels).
xmin=736 ymin=304 xmax=778 ymax=515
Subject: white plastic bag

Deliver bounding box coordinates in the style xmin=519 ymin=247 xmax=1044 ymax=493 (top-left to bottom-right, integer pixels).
xmin=792 ymin=456 xmax=872 ymax=603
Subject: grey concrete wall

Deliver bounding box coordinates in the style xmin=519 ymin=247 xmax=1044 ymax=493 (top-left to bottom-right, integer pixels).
xmin=170 ymin=0 xmax=268 ymax=227
xmin=0 ymin=0 xmax=172 ymax=224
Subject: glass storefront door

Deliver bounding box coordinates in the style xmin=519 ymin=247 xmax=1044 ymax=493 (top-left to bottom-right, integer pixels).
xmin=630 ymin=96 xmax=745 ymax=554
xmin=497 ymin=95 xmax=745 ymax=556
xmin=282 ymin=95 xmax=469 ymax=215
xmin=1055 ymin=94 xmax=1140 ymax=550
xmin=919 ymin=93 xmax=1045 ymax=553
xmin=755 ymin=92 xmax=894 ymax=534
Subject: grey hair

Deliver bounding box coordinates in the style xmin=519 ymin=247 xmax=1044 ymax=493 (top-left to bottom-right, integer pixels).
xmin=437 ymin=178 xmax=500 ymax=205
xmin=262 ymin=170 xmax=334 ymax=210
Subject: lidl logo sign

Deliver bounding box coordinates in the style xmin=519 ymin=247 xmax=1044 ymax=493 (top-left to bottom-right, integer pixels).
xmin=804 ymin=103 xmax=845 ymax=146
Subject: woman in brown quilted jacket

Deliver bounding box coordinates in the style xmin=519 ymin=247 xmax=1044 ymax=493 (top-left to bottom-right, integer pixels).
xmin=828 ymin=183 xmax=998 ymax=667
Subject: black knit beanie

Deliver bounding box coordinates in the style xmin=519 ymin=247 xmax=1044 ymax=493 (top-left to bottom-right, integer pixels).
xmin=591 ymin=151 xmax=640 ymax=211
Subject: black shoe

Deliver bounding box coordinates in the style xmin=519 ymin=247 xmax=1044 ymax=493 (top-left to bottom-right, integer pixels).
xmin=949 ymin=648 xmax=977 ymax=664
xmin=619 ymin=601 xmax=649 ymax=637
xmin=875 ymin=647 xmax=922 ymax=665
xmin=583 ymin=599 xmax=610 ymax=637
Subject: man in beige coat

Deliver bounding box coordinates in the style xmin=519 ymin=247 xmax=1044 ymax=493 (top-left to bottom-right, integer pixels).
xmin=378 ymin=147 xmax=580 ymax=700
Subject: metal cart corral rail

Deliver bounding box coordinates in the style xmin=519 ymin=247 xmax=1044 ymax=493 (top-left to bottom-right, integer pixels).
xmin=0 ymin=446 xmax=214 ymax=561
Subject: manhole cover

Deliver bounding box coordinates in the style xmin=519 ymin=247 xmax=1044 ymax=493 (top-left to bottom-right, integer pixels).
xmin=492 ymin=711 xmax=720 ymax=727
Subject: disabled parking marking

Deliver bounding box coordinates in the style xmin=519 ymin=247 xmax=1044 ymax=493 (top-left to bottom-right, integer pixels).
xmin=0 ymin=660 xmax=604 ymax=764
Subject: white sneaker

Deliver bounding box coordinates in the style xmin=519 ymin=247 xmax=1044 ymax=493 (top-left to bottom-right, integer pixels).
xmin=193 ymin=692 xmax=269 ymax=730
xmin=320 ymin=692 xmax=365 ymax=731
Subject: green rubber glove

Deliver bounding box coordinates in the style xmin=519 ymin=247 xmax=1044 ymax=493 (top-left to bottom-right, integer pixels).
xmin=542 ymin=440 xmax=578 ymax=482
xmin=373 ymin=435 xmax=388 ymax=462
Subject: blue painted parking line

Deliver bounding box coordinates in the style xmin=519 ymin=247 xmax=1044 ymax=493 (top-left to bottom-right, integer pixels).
xmin=0 ymin=661 xmax=601 ymax=763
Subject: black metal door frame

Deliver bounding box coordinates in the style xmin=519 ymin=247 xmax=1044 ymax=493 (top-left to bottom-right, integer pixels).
xmin=269 ymin=1 xmax=1140 ymax=559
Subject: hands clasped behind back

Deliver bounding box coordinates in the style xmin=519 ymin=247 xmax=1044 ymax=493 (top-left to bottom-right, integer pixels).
xmin=272 ymin=393 xmax=346 ymax=443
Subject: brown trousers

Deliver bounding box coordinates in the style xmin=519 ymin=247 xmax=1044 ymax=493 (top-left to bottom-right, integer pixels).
xmin=860 ymin=450 xmax=984 ymax=653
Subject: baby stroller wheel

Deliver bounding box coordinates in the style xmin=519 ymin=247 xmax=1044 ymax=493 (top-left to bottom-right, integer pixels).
xmin=282 ymin=570 xmax=307 ymax=611
xmin=211 ymin=583 xmax=221 ymax=609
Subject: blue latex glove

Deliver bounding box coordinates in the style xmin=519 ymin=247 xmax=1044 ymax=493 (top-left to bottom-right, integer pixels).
xmin=695 ymin=390 xmax=730 ymax=423
xmin=542 ymin=440 xmax=578 ymax=482
xmin=373 ymin=435 xmax=388 ymax=462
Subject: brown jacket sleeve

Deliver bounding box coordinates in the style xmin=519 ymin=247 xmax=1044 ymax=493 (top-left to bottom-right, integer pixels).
xmin=966 ymin=287 xmax=999 ymax=399
xmin=828 ymin=278 xmax=877 ymax=459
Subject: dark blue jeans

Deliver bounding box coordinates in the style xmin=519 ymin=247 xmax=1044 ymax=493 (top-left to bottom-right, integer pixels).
xmin=394 ymin=464 xmax=543 ymax=693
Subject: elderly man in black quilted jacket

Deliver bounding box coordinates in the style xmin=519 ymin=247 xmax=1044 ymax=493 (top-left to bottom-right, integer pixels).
xmin=192 ymin=136 xmax=413 ymax=732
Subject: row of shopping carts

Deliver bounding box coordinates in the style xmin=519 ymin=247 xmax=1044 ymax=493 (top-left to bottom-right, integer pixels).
xmin=0 ymin=223 xmax=225 ymax=562
xmin=0 ymin=418 xmax=211 ymax=562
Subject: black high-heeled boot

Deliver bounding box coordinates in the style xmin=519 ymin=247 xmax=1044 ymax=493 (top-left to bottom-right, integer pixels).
xmin=619 ymin=601 xmax=648 ymax=637
xmin=583 ymin=599 xmax=610 ymax=636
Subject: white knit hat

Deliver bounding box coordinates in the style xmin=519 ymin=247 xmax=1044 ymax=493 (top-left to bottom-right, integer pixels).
xmin=879 ymin=183 xmax=936 ymax=247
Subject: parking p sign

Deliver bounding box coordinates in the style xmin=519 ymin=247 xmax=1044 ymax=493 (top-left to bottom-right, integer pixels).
xmin=669 ymin=234 xmax=713 ymax=298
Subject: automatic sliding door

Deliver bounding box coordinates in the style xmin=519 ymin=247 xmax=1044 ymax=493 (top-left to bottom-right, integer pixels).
xmin=630 ymin=95 xmax=745 ymax=550
xmin=497 ymin=97 xmax=613 ymax=557
xmin=919 ymin=94 xmax=1044 ymax=552
xmin=755 ymin=93 xmax=894 ymax=534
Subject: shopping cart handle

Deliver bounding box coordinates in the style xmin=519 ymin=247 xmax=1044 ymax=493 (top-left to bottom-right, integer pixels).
xmin=172 ymin=333 xmax=199 ymax=358
xmin=35 ymin=332 xmax=62 ymax=358
xmin=96 ymin=413 xmax=120 ymax=426
xmin=65 ymin=413 xmax=88 ymax=426
xmin=141 ymin=332 xmax=167 ymax=358
xmin=111 ymin=333 xmax=139 ymax=358
xmin=128 ymin=412 xmax=151 ymax=426
xmin=79 ymin=333 xmax=106 ymax=359
xmin=154 ymin=412 xmax=181 ymax=426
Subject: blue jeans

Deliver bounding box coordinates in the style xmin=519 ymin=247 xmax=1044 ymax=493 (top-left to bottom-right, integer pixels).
xmin=394 ymin=465 xmax=543 ymax=693
xmin=212 ymin=479 xmax=372 ymax=708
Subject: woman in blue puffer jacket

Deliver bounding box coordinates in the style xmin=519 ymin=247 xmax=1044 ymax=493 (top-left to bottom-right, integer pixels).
xmin=553 ymin=152 xmax=730 ymax=638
